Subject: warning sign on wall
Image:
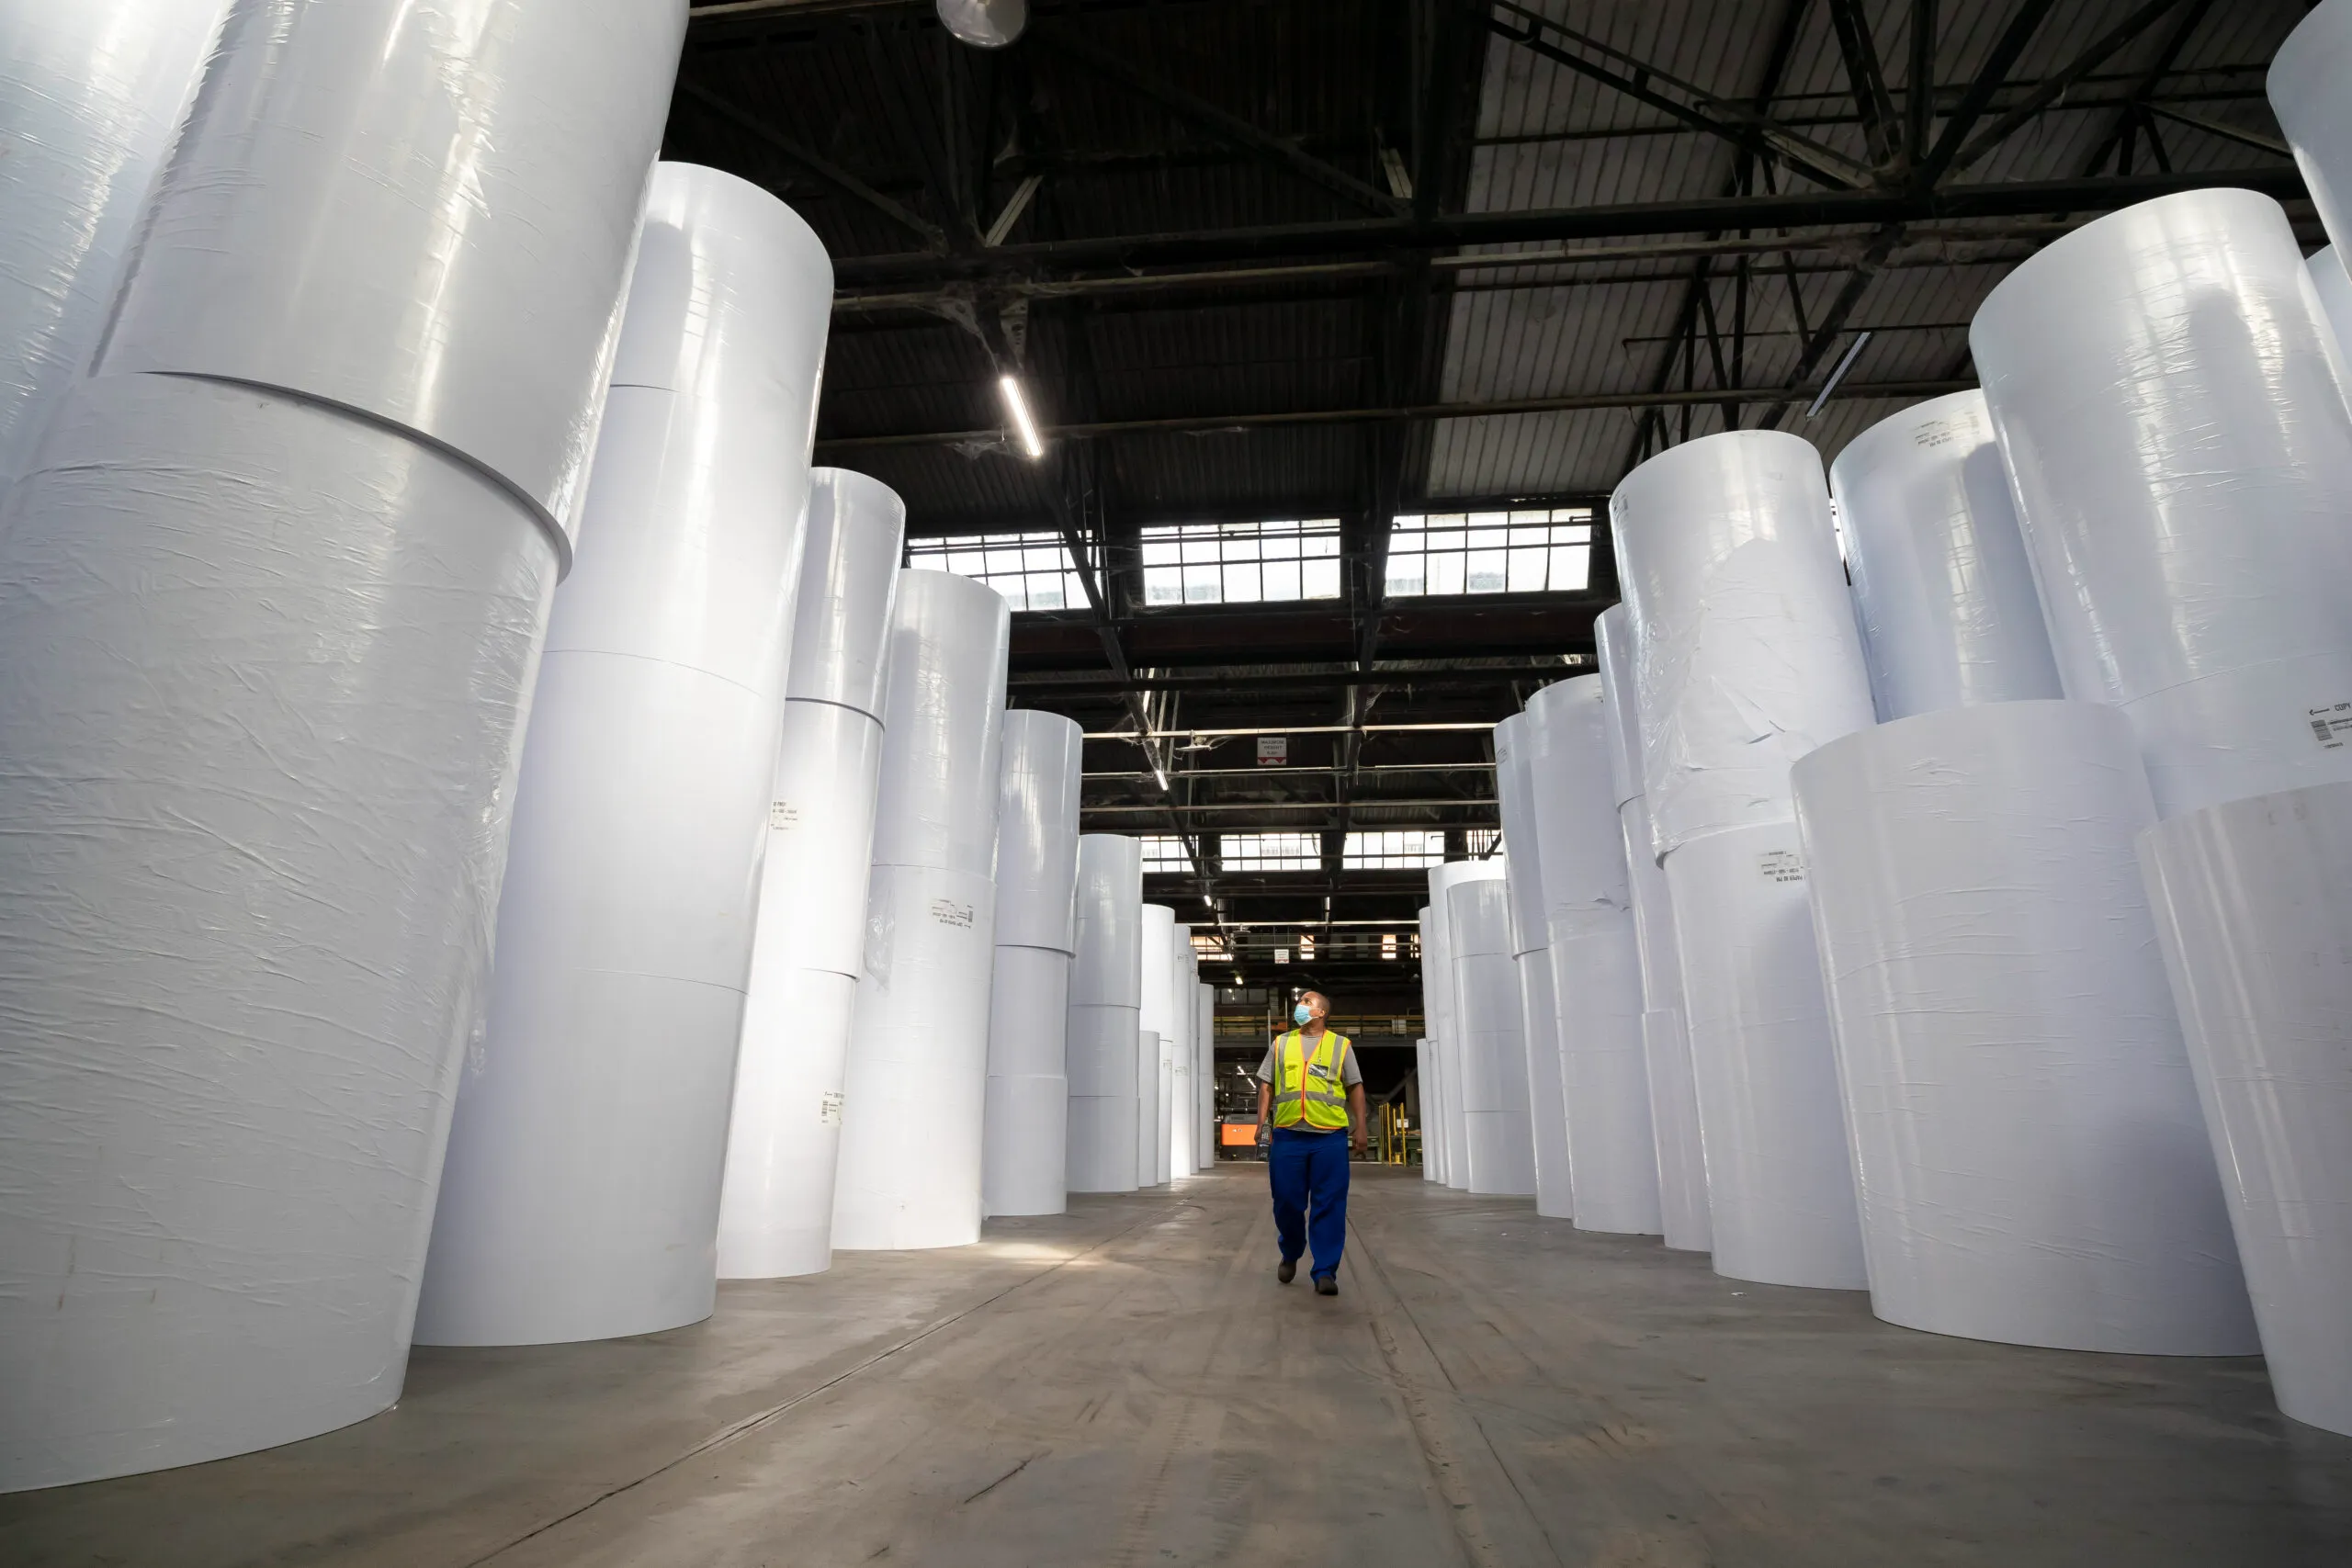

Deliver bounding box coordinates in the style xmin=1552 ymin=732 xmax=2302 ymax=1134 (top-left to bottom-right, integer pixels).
xmin=1257 ymin=735 xmax=1288 ymax=766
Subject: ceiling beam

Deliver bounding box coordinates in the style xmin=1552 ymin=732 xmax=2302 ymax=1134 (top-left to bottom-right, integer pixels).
xmin=1012 ymin=660 xmax=1584 ymax=695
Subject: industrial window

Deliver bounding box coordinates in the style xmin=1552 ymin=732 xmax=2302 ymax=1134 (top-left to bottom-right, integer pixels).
xmin=1464 ymin=828 xmax=1502 ymax=859
xmin=1136 ymin=834 xmax=1193 ymax=873
xmin=1219 ymin=831 xmax=1322 ymax=872
xmin=1140 ymin=518 xmax=1342 ymax=606
xmin=907 ymin=530 xmax=1088 ymax=614
xmin=1384 ymin=508 xmax=1593 ymax=598
xmin=1382 ymin=931 xmax=1398 ymax=959
xmin=1342 ymin=829 xmax=1445 ymax=870
xmin=1191 ymin=931 xmax=1227 ymax=961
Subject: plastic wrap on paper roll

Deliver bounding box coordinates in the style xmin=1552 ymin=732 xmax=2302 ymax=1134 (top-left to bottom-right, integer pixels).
xmin=1794 ymin=701 xmax=2256 ymax=1352
xmin=1623 ymin=800 xmax=1708 ymax=1252
xmin=716 ymin=967 xmax=859 ymax=1279
xmin=1416 ymin=1039 xmax=1435 ymax=1181
xmin=1447 ymin=878 xmax=1536 ymax=1196
xmin=1514 ymin=952 xmax=1574 ymax=1219
xmin=993 ymin=712 xmax=1083 ymax=954
xmin=2310 ymin=247 xmax=2352 ymax=374
xmin=983 ymin=945 xmax=1071 ymax=1216
xmin=787 ymin=470 xmax=907 ymax=716
xmin=1971 ymin=187 xmax=2352 ymax=818
xmin=1066 ymin=1002 xmax=1142 ymax=1193
xmin=1492 ymin=714 xmax=1550 ymax=958
xmin=418 ymin=169 xmax=826 ymax=1347
xmin=1609 ymin=430 xmax=1875 ymax=856
xmin=1523 ymin=677 xmax=1634 ymax=937
xmin=752 ymin=703 xmax=888 ymax=982
xmin=832 ymin=863 xmax=999 ymax=1249
xmin=1666 ymin=822 xmax=1866 ymax=1290
xmin=2271 ymin=0 xmax=2352 ymax=260
xmin=1595 ymin=604 xmax=1644 ymax=811
xmin=1830 ymin=390 xmax=2063 ymax=721
xmin=0 ymin=0 xmax=226 ymax=483
xmin=2141 ymin=782 xmax=2352 ymax=1436
xmin=1156 ymin=1027 xmax=1175 ymax=1183
xmin=1440 ymin=1037 xmax=1472 ymax=1190
xmin=1070 ymin=834 xmax=1145 ymax=1008
xmin=95 ymin=0 xmax=688 ymax=532
xmin=869 ymin=570 xmax=1014 ymax=876
xmin=0 ymin=373 xmax=559 ymax=1492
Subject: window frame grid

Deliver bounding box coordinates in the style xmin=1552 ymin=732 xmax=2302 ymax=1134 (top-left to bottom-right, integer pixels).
xmin=1217 ymin=830 xmax=1324 ymax=873
xmin=907 ymin=529 xmax=1090 ymax=614
xmin=1136 ymin=834 xmax=1193 ymax=874
xmin=1384 ymin=507 xmax=1595 ymax=600
xmin=1341 ymin=829 xmax=1447 ymax=870
xmin=1139 ymin=518 xmax=1344 ymax=608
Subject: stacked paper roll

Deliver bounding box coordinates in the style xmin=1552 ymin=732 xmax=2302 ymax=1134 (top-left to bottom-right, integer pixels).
xmin=1442 ymin=867 xmax=1535 ymax=1196
xmin=1597 ymin=604 xmax=1708 ymax=1251
xmin=983 ymin=711 xmax=1083 ymax=1217
xmin=1611 ymin=429 xmax=1873 ymax=1289
xmin=1494 ymin=713 xmax=1575 ymax=1219
xmin=0 ymin=0 xmax=684 ymax=1490
xmin=423 ymin=164 xmax=831 ymax=1346
xmin=1067 ymin=836 xmax=1144 ymax=1192
xmin=717 ymin=471 xmax=906 ymax=1279
xmin=1797 ymin=701 xmax=2256 ymax=1353
xmin=1830 ymin=390 xmax=2062 ymax=721
xmin=831 ymin=571 xmax=1012 ymax=1250
xmin=1972 ymin=187 xmax=2352 ymax=818
xmin=1524 ymin=677 xmax=1660 ymax=1236
xmin=1139 ymin=903 xmax=1176 ymax=1186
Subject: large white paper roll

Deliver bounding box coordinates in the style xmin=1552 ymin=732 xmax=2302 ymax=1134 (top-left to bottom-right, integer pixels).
xmin=1197 ymin=981 xmax=1216 ymax=1170
xmin=1609 ymin=430 xmax=1875 ymax=858
xmin=1416 ymin=1038 xmax=1436 ymax=1180
xmin=1495 ymin=714 xmax=1572 ymax=1217
xmin=1830 ymin=390 xmax=2062 ymax=721
xmin=994 ymin=712 xmax=1083 ymax=954
xmin=1448 ymin=878 xmax=1536 ymax=1196
xmin=0 ymin=0 xmax=225 ymax=483
xmin=1169 ymin=924 xmax=1196 ymax=1177
xmin=420 ymin=166 xmax=829 ymax=1348
xmin=714 ymin=967 xmax=858 ymax=1280
xmin=786 ymin=469 xmax=906 ymax=718
xmin=1136 ymin=1029 xmax=1164 ymax=1188
xmin=983 ymin=945 xmax=1072 ymax=1217
xmin=2271 ymin=0 xmax=2352 ymax=261
xmin=1070 ymin=835 xmax=1144 ymax=1008
xmin=1624 ymin=804 xmax=1709 ymax=1253
xmin=1440 ymin=1036 xmax=1471 ymax=1191
xmin=96 ymin=0 xmax=684 ymax=536
xmin=832 ymin=863 xmax=999 ymax=1249
xmin=1524 ymin=677 xmax=1659 ymax=1234
xmin=1972 ymin=187 xmax=2352 ymax=818
xmin=1595 ymin=604 xmax=1644 ymax=811
xmin=1065 ymin=1003 xmax=1141 ymax=1194
xmin=2310 ymin=246 xmax=2352 ymax=372
xmin=1666 ymin=822 xmax=1866 ymax=1290
xmin=2141 ymin=781 xmax=2352 ymax=1436
xmin=0 ymin=372 xmax=560 ymax=1492
xmin=1419 ymin=907 xmax=1447 ymax=1185
xmin=866 ymin=570 xmax=1013 ymax=878
xmin=1796 ymin=700 xmax=2256 ymax=1352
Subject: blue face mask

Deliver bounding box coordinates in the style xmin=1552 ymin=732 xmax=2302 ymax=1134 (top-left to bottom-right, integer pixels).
xmin=1294 ymin=1003 xmax=1314 ymax=1026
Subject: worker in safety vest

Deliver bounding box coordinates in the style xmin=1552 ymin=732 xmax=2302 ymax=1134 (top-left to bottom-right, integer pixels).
xmin=1253 ymin=989 xmax=1367 ymax=1296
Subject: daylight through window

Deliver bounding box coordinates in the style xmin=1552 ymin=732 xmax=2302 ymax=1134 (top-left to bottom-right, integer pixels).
xmin=1342 ymin=829 xmax=1446 ymax=870
xmin=1141 ymin=519 xmax=1342 ymax=606
xmin=1219 ymin=831 xmax=1323 ymax=872
xmin=1385 ymin=508 xmax=1593 ymax=598
xmin=907 ymin=530 xmax=1088 ymax=613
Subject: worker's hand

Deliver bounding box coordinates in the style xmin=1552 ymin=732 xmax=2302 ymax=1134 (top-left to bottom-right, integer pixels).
xmin=1351 ymin=1130 xmax=1369 ymax=1156
xmin=1255 ymin=1122 xmax=1271 ymax=1148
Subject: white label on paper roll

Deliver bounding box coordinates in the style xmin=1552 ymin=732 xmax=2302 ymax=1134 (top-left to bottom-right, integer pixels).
xmin=2307 ymin=701 xmax=2352 ymax=751
xmin=818 ymin=1090 xmax=843 ymax=1126
xmin=931 ymin=897 xmax=975 ymax=929
xmin=1758 ymin=848 xmax=1806 ymax=884
xmin=769 ymin=800 xmax=800 ymax=829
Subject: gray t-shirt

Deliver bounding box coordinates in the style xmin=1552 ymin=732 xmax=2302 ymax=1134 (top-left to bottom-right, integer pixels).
xmin=1256 ymin=1032 xmax=1363 ymax=1088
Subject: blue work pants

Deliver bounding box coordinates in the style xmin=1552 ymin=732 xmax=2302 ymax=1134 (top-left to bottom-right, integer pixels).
xmin=1268 ymin=1126 xmax=1350 ymax=1279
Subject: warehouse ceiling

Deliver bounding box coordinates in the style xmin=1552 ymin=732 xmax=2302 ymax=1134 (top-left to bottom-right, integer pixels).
xmin=673 ymin=0 xmax=2317 ymax=998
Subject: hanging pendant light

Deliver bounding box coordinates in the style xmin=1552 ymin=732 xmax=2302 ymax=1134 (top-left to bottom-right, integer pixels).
xmin=938 ymin=0 xmax=1027 ymax=49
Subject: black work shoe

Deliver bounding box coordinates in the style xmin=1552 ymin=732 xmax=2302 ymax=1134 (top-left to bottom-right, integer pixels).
xmin=1277 ymin=1259 xmax=1296 ymax=1284
xmin=1314 ymin=1274 xmax=1339 ymax=1296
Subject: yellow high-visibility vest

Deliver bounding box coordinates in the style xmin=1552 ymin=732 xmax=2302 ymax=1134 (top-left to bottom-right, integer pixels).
xmin=1271 ymin=1029 xmax=1353 ymax=1131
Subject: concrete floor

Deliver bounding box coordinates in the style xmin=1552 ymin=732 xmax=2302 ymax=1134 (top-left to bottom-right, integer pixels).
xmin=7 ymin=1166 xmax=2350 ymax=1567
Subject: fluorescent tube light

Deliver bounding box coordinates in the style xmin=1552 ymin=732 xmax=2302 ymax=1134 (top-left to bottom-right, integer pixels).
xmin=999 ymin=375 xmax=1046 ymax=458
